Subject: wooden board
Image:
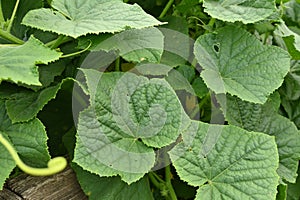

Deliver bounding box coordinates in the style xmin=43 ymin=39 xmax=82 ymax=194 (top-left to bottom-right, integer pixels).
xmin=0 ymin=166 xmax=87 ymax=200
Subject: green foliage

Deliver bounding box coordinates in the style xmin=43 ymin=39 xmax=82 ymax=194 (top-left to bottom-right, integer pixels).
xmin=1 ymin=0 xmax=300 ymax=200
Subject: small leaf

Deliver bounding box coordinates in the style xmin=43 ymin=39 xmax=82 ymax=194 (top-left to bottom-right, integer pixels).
xmin=0 ymin=100 xmax=51 ymax=168
xmin=78 ymin=27 xmax=164 ymax=63
xmin=22 ymin=0 xmax=164 ymax=38
xmin=169 ymin=121 xmax=279 ymax=200
xmin=194 ymin=26 xmax=290 ymax=104
xmin=0 ymin=99 xmax=51 ymax=189
xmin=5 ymin=78 xmax=73 ymax=123
xmin=203 ymin=0 xmax=277 ymax=24
xmin=0 ymin=36 xmax=62 ymax=86
xmin=274 ymin=21 xmax=300 ymax=60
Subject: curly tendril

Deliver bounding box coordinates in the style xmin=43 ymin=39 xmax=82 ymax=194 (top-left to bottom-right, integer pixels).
xmin=0 ymin=133 xmax=67 ymax=176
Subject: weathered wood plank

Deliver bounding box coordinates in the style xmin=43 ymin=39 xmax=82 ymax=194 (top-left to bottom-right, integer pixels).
xmin=0 ymin=166 xmax=87 ymax=200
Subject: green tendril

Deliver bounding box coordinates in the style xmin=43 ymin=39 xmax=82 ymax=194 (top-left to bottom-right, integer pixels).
xmin=0 ymin=133 xmax=67 ymax=176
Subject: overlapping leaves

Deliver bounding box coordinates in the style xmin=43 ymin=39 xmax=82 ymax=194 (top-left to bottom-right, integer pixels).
xmin=0 ymin=100 xmax=50 ymax=189
xmin=217 ymin=93 xmax=300 ymax=183
xmin=0 ymin=36 xmax=62 ymax=86
xmin=74 ymin=71 xmax=184 ymax=184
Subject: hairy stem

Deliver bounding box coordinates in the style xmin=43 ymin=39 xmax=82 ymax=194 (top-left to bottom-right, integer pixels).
xmin=7 ymin=0 xmax=20 ymax=32
xmin=165 ymin=159 xmax=177 ymax=200
xmin=159 ymin=0 xmax=174 ymax=19
xmin=0 ymin=133 xmax=67 ymax=176
xmin=0 ymin=28 xmax=24 ymax=44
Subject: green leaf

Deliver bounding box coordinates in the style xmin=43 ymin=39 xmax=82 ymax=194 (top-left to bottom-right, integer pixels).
xmin=165 ymin=67 xmax=195 ymax=95
xmin=5 ymin=78 xmax=73 ymax=123
xmin=72 ymin=163 xmax=154 ymax=200
xmin=169 ymin=121 xmax=279 ymax=200
xmin=194 ymin=26 xmax=290 ymax=104
xmin=280 ymin=60 xmax=300 ymax=101
xmin=0 ymin=100 xmax=51 ymax=167
xmin=203 ymin=0 xmax=277 ymax=24
xmin=159 ymin=16 xmax=190 ymax=67
xmin=192 ymin=77 xmax=209 ymax=99
xmin=74 ymin=72 xmax=184 ymax=184
xmin=0 ymin=99 xmax=51 ymax=189
xmin=78 ymin=27 xmax=164 ymax=63
xmin=218 ymin=93 xmax=300 ymax=183
xmin=0 ymin=36 xmax=62 ymax=86
xmin=22 ymin=0 xmax=164 ymax=38
xmin=274 ymin=21 xmax=300 ymax=60
xmin=284 ymin=0 xmax=300 ymax=26
xmin=95 ymin=72 xmax=183 ymax=148
xmin=74 ymin=106 xmax=155 ymax=184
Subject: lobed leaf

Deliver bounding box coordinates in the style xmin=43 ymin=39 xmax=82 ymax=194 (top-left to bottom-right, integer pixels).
xmin=74 ymin=72 xmax=185 ymax=184
xmin=78 ymin=27 xmax=164 ymax=63
xmin=218 ymin=93 xmax=300 ymax=183
xmin=194 ymin=26 xmax=290 ymax=104
xmin=203 ymin=0 xmax=277 ymax=24
xmin=22 ymin=0 xmax=164 ymax=38
xmin=0 ymin=36 xmax=62 ymax=86
xmin=4 ymin=78 xmax=73 ymax=123
xmin=169 ymin=121 xmax=279 ymax=200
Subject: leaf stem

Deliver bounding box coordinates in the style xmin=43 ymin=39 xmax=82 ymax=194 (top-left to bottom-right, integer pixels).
xmin=60 ymin=40 xmax=92 ymax=58
xmin=115 ymin=57 xmax=121 ymax=71
xmin=7 ymin=0 xmax=20 ymax=32
xmin=45 ymin=36 xmax=72 ymax=47
xmin=0 ymin=29 xmax=24 ymax=44
xmin=51 ymin=35 xmax=65 ymax=49
xmin=0 ymin=133 xmax=67 ymax=176
xmin=165 ymin=157 xmax=177 ymax=200
xmin=148 ymin=172 xmax=162 ymax=189
xmin=159 ymin=0 xmax=174 ymax=19
xmin=205 ymin=18 xmax=216 ymax=33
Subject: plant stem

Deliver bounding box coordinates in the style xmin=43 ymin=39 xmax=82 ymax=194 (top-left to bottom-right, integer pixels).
xmin=0 ymin=29 xmax=24 ymax=44
xmin=51 ymin=35 xmax=65 ymax=49
xmin=190 ymin=92 xmax=210 ymax=119
xmin=7 ymin=0 xmax=20 ymax=32
xmin=0 ymin=1 xmax=5 ymax=24
xmin=0 ymin=133 xmax=67 ymax=176
xmin=115 ymin=57 xmax=120 ymax=71
xmin=159 ymin=0 xmax=174 ymax=19
xmin=60 ymin=40 xmax=91 ymax=58
xmin=165 ymin=164 xmax=177 ymax=200
xmin=148 ymin=172 xmax=162 ymax=189
xmin=205 ymin=18 xmax=216 ymax=33
xmin=45 ymin=36 xmax=72 ymax=47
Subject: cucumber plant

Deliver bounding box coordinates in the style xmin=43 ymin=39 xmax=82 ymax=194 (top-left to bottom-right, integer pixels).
xmin=0 ymin=0 xmax=300 ymax=200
